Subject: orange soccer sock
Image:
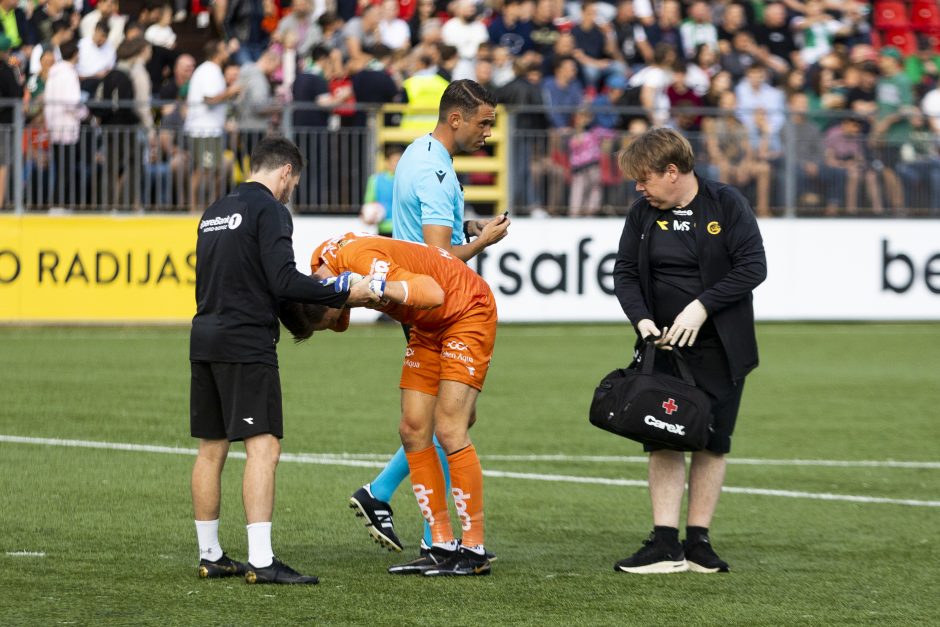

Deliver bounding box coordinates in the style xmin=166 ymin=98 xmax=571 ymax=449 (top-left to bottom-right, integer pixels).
xmin=405 ymin=445 xmax=453 ymax=545
xmin=447 ymin=444 xmax=485 ymax=549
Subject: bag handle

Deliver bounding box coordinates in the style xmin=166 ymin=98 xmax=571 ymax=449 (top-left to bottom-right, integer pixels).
xmin=639 ymin=337 xmax=699 ymax=387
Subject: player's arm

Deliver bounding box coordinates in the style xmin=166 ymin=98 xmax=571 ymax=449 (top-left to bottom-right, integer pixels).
xmin=422 ymin=213 xmax=510 ymax=262
xmin=378 ymin=274 xmax=444 ymax=309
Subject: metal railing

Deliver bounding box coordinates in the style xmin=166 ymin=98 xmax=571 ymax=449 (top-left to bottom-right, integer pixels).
xmin=1 ymin=99 xmax=938 ymax=218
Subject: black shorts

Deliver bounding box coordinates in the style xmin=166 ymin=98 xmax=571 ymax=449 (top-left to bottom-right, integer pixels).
xmin=642 ymin=341 xmax=745 ymax=455
xmin=190 ymin=361 xmax=283 ymax=441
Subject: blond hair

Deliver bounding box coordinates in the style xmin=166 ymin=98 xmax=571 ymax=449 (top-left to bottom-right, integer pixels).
xmin=617 ymin=127 xmax=696 ymax=181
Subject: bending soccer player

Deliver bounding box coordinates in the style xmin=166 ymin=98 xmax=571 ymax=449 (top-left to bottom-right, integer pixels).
xmin=286 ymin=232 xmax=497 ymax=576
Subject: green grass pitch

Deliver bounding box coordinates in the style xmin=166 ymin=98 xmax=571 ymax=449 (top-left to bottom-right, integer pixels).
xmin=1 ymin=323 xmax=938 ymax=625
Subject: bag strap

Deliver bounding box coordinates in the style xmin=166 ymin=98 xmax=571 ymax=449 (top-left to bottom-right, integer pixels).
xmin=670 ymin=348 xmax=698 ymax=387
xmin=639 ymin=338 xmax=699 ymax=388
xmin=638 ymin=338 xmax=658 ymax=374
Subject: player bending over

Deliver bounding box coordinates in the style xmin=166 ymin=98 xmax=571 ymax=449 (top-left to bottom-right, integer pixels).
xmin=283 ymin=232 xmax=497 ymax=577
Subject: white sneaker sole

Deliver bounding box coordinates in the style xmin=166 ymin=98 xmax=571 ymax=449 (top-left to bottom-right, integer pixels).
xmin=687 ymin=561 xmax=728 ymax=574
xmin=616 ymin=559 xmax=690 ymax=574
xmin=348 ymin=496 xmax=404 ymax=552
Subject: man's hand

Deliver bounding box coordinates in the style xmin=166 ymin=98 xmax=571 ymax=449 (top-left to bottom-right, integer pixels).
xmin=664 ymin=300 xmax=708 ymax=347
xmin=476 ymin=213 xmax=511 ymax=247
xmin=320 ymin=271 xmax=363 ymax=293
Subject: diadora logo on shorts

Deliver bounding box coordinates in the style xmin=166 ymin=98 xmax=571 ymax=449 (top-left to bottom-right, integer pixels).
xmin=413 ymin=484 xmax=436 ymax=524
xmin=644 ymin=415 xmax=685 ymax=435
xmin=466 ymin=366 xmax=476 ymax=376
xmin=452 ymin=487 xmax=472 ymax=531
xmin=243 ymin=417 xmax=254 ymax=425
xmin=199 ymin=213 xmax=242 ymax=233
xmin=445 ymin=340 xmax=468 ymax=351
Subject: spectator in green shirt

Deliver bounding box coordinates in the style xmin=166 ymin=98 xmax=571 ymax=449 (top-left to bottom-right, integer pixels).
xmin=872 ymin=47 xmax=914 ymax=214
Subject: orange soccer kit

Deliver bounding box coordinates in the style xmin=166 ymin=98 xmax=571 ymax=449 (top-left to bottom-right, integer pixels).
xmin=311 ymin=232 xmax=495 ymax=548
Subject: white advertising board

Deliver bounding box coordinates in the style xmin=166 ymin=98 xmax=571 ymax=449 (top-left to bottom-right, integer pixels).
xmin=293 ymin=217 xmax=940 ymax=322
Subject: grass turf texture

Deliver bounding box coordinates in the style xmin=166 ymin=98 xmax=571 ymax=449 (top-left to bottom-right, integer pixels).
xmin=0 ymin=323 xmax=938 ymax=626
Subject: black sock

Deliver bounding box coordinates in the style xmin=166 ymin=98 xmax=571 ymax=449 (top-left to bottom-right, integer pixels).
xmin=653 ymin=526 xmax=680 ymax=545
xmin=686 ymin=526 xmax=710 ymax=543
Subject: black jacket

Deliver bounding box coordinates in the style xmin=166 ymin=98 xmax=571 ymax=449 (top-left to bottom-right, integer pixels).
xmin=0 ymin=59 xmax=23 ymax=124
xmin=93 ymin=67 xmax=139 ymax=126
xmin=496 ymin=76 xmax=547 ymax=130
xmin=613 ymin=177 xmax=767 ymax=381
xmin=292 ymin=72 xmax=330 ymax=128
xmin=190 ymin=182 xmax=348 ymax=366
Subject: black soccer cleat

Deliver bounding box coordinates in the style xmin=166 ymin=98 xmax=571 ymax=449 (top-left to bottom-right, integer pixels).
xmin=457 ymin=539 xmax=497 ymax=563
xmin=615 ymin=533 xmax=689 ymax=574
xmin=423 ymin=547 xmax=491 ymax=577
xmin=244 ymin=558 xmax=319 ymax=585
xmin=349 ymin=484 xmax=403 ymax=552
xmin=684 ymin=538 xmax=730 ymax=573
xmin=198 ymin=553 xmax=248 ymax=579
xmin=388 ymin=543 xmax=455 ymax=575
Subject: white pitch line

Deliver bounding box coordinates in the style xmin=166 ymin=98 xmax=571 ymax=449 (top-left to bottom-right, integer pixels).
xmin=6 ymin=551 xmax=46 ymax=557
xmin=0 ymin=436 xmax=935 ymax=470
xmin=1 ymin=435 xmax=939 ymax=508
xmin=479 ymin=454 xmax=940 ymax=470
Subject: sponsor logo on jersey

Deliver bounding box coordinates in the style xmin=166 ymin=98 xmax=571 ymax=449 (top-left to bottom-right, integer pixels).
xmin=656 ymin=220 xmax=669 ymax=231
xmin=707 ymin=221 xmax=721 ymax=235
xmin=199 ymin=213 xmax=242 ymax=233
xmin=445 ymin=340 xmax=468 ymax=351
xmin=370 ymin=258 xmax=390 ymax=281
xmin=672 ymin=208 xmax=693 ymax=216
xmin=435 ymin=169 xmax=446 ymax=183
xmin=673 ymin=220 xmax=691 ymax=231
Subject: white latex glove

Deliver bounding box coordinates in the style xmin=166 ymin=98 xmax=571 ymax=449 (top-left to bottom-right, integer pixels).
xmin=636 ymin=319 xmax=660 ymax=340
xmin=637 ymin=318 xmax=672 ymax=351
xmin=664 ymin=299 xmax=708 ymax=347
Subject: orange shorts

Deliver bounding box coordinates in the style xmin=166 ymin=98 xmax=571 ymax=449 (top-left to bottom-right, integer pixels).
xmin=400 ymin=304 xmax=497 ymax=395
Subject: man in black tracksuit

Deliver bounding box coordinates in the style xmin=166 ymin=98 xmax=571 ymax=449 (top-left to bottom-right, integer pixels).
xmin=189 ymin=137 xmax=378 ymax=585
xmin=612 ymin=128 xmax=767 ymax=575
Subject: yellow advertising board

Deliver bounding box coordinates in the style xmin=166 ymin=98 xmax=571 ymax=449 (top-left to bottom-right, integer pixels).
xmin=0 ymin=215 xmax=199 ymax=322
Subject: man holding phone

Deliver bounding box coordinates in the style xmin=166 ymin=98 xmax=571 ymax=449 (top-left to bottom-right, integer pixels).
xmin=347 ymin=79 xmax=511 ymax=574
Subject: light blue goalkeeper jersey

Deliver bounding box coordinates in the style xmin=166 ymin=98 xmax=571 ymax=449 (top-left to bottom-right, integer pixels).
xmin=392 ymin=134 xmax=464 ymax=246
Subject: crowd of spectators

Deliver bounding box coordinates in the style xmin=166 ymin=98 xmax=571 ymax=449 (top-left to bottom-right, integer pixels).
xmin=1 ymin=0 xmax=940 ymax=216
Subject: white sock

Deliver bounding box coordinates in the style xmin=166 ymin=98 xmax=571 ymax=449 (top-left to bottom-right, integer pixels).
xmin=247 ymin=522 xmax=274 ymax=568
xmin=432 ymin=539 xmax=458 ymax=552
xmin=195 ymin=519 xmax=223 ymax=562
xmin=461 ymin=543 xmax=486 ymax=556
